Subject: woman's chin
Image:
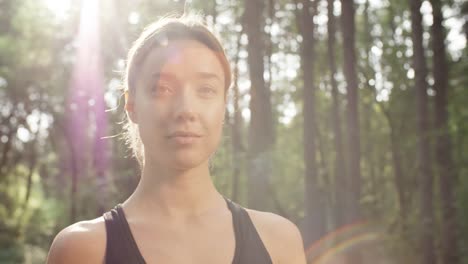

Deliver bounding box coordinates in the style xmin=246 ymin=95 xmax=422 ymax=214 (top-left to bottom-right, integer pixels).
xmin=168 ymin=153 xmax=209 ymax=171
xmin=145 ymin=145 xmax=214 ymax=171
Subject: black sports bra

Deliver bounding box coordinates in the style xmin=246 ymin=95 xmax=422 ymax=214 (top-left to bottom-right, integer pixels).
xmin=102 ymin=197 xmax=273 ymax=264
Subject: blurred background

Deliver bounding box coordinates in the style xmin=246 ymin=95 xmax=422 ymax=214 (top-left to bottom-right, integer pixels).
xmin=0 ymin=0 xmax=467 ymax=263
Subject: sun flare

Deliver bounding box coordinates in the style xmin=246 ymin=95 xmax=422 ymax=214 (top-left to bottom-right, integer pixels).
xmin=43 ymin=0 xmax=72 ymax=19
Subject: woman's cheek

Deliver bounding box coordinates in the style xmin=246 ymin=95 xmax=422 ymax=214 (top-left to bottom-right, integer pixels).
xmin=211 ymin=103 xmax=225 ymax=129
xmin=214 ymin=109 xmax=226 ymax=143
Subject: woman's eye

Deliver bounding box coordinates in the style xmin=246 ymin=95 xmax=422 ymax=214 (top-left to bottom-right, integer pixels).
xmin=199 ymin=86 xmax=217 ymax=96
xmin=151 ymin=84 xmax=172 ymax=96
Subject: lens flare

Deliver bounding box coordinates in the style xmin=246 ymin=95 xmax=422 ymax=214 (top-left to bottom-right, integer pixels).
xmin=305 ymin=221 xmax=386 ymax=264
xmin=65 ymin=0 xmax=109 ymax=213
xmin=43 ymin=0 xmax=71 ymax=19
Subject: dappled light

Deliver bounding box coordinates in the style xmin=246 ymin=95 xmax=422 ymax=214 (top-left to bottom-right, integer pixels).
xmin=0 ymin=0 xmax=467 ymax=263
xmin=65 ymin=0 xmax=109 ymax=221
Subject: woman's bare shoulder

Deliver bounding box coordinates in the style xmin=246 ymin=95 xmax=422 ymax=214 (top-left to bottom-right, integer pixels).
xmin=246 ymin=209 xmax=306 ymax=264
xmin=46 ymin=217 xmax=106 ymax=264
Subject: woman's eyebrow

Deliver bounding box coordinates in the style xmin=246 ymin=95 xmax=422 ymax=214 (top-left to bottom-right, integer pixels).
xmin=150 ymin=71 xmax=222 ymax=82
xmin=195 ymin=72 xmax=223 ymax=82
xmin=151 ymin=72 xmax=177 ymax=81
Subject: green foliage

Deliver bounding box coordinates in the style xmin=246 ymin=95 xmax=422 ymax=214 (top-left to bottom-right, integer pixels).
xmin=458 ymin=174 xmax=468 ymax=263
xmin=0 ymin=0 xmax=467 ymax=263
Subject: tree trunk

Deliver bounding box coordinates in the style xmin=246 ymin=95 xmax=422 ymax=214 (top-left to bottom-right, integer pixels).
xmin=430 ymin=0 xmax=459 ymax=263
xmin=175 ymin=0 xmax=186 ymax=16
xmin=463 ymin=2 xmax=468 ymax=43
xmin=381 ymin=3 xmax=413 ymax=231
xmin=231 ymin=26 xmax=244 ymax=202
xmin=409 ymin=0 xmax=436 ymax=263
xmin=327 ymin=0 xmax=347 ymax=229
xmin=23 ymin=111 xmax=43 ymax=209
xmin=341 ymin=1 xmax=362 ymax=262
xmin=362 ymin=0 xmax=380 ymax=216
xmin=0 ymin=127 xmax=15 ymax=179
xmin=341 ymin=0 xmax=361 ymax=223
xmin=212 ymin=0 xmax=217 ymax=26
xmin=66 ymin=131 xmax=79 ymax=223
xmin=243 ymin=0 xmax=274 ymax=210
xmin=383 ymin=111 xmax=409 ymax=226
xmin=295 ymin=0 xmax=325 ymax=247
xmin=265 ymin=0 xmax=275 ymax=91
xmin=23 ymin=143 xmax=37 ymax=208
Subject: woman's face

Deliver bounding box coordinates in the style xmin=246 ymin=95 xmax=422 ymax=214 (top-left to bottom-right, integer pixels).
xmin=127 ymin=39 xmax=226 ymax=170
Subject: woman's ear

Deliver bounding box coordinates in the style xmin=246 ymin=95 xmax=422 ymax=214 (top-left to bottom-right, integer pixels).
xmin=125 ymin=91 xmax=138 ymax=123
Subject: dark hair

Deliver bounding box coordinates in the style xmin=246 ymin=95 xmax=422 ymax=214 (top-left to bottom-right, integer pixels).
xmin=122 ymin=14 xmax=232 ymax=167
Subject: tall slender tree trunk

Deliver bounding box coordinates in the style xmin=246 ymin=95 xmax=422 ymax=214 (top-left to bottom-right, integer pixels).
xmin=211 ymin=0 xmax=217 ymax=26
xmin=265 ymin=0 xmax=277 ymax=142
xmin=175 ymin=0 xmax=186 ymax=16
xmin=23 ymin=143 xmax=37 ymax=208
xmin=385 ymin=4 xmax=410 ymax=228
xmin=295 ymin=0 xmax=324 ymax=247
xmin=463 ymin=2 xmax=468 ymax=43
xmin=341 ymin=1 xmax=362 ymax=262
xmin=327 ymin=0 xmax=347 ymax=229
xmin=231 ymin=27 xmax=244 ymax=202
xmin=23 ymin=110 xmax=43 ymax=209
xmin=362 ymin=0 xmax=380 ymax=215
xmin=0 ymin=124 xmax=15 ymax=179
xmin=341 ymin=0 xmax=361 ymax=223
xmin=384 ymin=111 xmax=409 ymax=226
xmin=243 ymin=0 xmax=274 ymax=210
xmin=430 ymin=0 xmax=459 ymax=263
xmin=69 ymin=139 xmax=79 ymax=223
xmin=409 ymin=0 xmax=436 ymax=263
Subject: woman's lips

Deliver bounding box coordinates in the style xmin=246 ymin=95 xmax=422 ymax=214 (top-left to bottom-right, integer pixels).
xmin=169 ymin=131 xmax=202 ymax=137
xmin=168 ymin=131 xmax=202 ymax=145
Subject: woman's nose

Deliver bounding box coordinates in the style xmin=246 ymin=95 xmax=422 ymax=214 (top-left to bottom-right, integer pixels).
xmin=173 ymin=88 xmax=196 ymax=122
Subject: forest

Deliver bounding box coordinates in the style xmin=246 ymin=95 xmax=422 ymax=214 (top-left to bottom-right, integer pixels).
xmin=0 ymin=0 xmax=467 ymax=263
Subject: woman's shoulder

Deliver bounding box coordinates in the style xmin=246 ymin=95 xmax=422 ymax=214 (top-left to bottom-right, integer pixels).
xmin=246 ymin=208 xmax=307 ymax=264
xmin=46 ymin=216 xmax=106 ymax=264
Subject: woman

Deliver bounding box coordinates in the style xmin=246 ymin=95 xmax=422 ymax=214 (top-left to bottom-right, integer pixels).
xmin=47 ymin=14 xmax=306 ymax=264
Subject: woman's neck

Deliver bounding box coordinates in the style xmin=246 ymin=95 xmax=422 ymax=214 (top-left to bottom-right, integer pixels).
xmin=124 ymin=160 xmax=224 ymax=220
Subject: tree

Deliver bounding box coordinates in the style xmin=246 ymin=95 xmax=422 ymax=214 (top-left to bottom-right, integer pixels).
xmin=230 ymin=22 xmax=244 ymax=202
xmin=243 ymin=0 xmax=275 ymax=209
xmin=327 ymin=0 xmax=347 ymax=229
xmin=382 ymin=3 xmax=412 ymax=229
xmin=430 ymin=0 xmax=459 ymax=263
xmin=409 ymin=0 xmax=436 ymax=263
xmin=294 ymin=0 xmax=325 ymax=246
xmin=340 ymin=0 xmax=361 ymax=223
